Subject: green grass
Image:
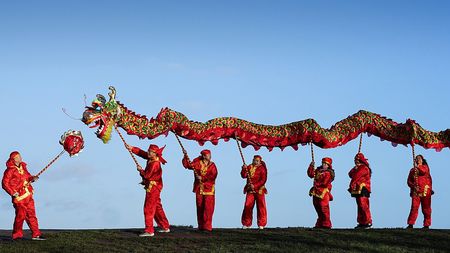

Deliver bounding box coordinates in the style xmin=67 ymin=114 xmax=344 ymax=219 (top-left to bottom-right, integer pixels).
xmin=1 ymin=227 xmax=449 ymax=253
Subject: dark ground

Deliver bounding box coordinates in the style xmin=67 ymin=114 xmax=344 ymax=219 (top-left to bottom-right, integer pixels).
xmin=1 ymin=226 xmax=449 ymax=253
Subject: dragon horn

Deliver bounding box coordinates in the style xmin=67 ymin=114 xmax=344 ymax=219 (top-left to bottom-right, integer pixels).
xmin=108 ymin=86 xmax=116 ymax=101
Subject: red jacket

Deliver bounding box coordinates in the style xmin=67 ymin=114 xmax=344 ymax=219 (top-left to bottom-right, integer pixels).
xmin=182 ymin=156 xmax=218 ymax=195
xmin=132 ymin=147 xmax=164 ymax=192
xmin=348 ymin=164 xmax=371 ymax=196
xmin=307 ymin=164 xmax=334 ymax=199
xmin=241 ymin=163 xmax=268 ymax=194
xmin=407 ymin=164 xmax=432 ymax=197
xmin=2 ymin=161 xmax=34 ymax=203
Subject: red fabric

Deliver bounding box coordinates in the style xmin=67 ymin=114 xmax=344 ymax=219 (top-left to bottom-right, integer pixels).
xmin=200 ymin=149 xmax=211 ymax=156
xmin=3 ymin=161 xmax=34 ymax=200
xmin=182 ymin=155 xmax=217 ymax=231
xmin=348 ymin=164 xmax=371 ymax=193
xmin=135 ymin=107 xmax=450 ymax=151
xmin=132 ymin=146 xmax=170 ymax=232
xmin=240 ymin=163 xmax=267 ymax=194
xmin=356 ymin=196 xmax=372 ymax=225
xmin=9 ymin=151 xmax=20 ymax=160
xmin=143 ymin=187 xmax=170 ymax=233
xmin=307 ymin=164 xmax=333 ymax=199
xmin=132 ymin=147 xmax=164 ymax=191
xmin=148 ymin=144 xmax=167 ymax=165
xmin=355 ymin=153 xmax=370 ymax=167
xmin=3 ymin=156 xmax=40 ymax=239
xmin=313 ymin=195 xmax=332 ymax=228
xmin=182 ymin=156 xmax=218 ymax=194
xmin=407 ymin=195 xmax=432 ymax=227
xmin=195 ymin=193 xmax=215 ymax=231
xmin=241 ymin=193 xmax=267 ymax=227
xmin=407 ymin=165 xmax=432 ymax=197
xmin=322 ymin=157 xmax=333 ymax=169
xmin=62 ymin=134 xmax=84 ymax=156
xmin=12 ymin=197 xmax=41 ymax=239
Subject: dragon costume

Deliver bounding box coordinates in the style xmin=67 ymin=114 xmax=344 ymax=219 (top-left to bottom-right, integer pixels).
xmin=81 ymin=86 xmax=450 ymax=151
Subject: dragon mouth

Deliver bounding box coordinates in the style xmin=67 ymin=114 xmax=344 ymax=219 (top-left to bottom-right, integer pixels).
xmin=89 ymin=118 xmax=112 ymax=143
xmin=88 ymin=118 xmax=105 ymax=136
xmin=82 ymin=110 xmax=113 ymax=143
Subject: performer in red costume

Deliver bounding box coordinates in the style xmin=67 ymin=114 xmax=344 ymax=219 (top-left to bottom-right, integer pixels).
xmin=407 ymin=154 xmax=433 ymax=229
xmin=126 ymin=144 xmax=170 ymax=237
xmin=241 ymin=155 xmax=268 ymax=230
xmin=348 ymin=153 xmax=372 ymax=229
xmin=307 ymin=157 xmax=334 ymax=229
xmin=2 ymin=151 xmax=46 ymax=240
xmin=182 ymin=149 xmax=218 ymax=232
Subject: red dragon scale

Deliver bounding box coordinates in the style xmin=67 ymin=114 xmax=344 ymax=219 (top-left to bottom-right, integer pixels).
xmin=81 ymin=86 xmax=450 ymax=151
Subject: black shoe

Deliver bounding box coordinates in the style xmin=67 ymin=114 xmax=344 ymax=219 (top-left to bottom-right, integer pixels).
xmin=354 ymin=224 xmax=366 ymax=229
xmin=32 ymin=236 xmax=47 ymax=241
xmin=406 ymin=224 xmax=414 ymax=229
xmin=422 ymin=226 xmax=430 ymax=230
xmin=355 ymin=224 xmax=372 ymax=229
xmin=12 ymin=238 xmax=24 ymax=242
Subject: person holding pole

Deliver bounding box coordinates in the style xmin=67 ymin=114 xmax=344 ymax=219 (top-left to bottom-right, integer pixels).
xmin=182 ymin=149 xmax=218 ymax=232
xmin=240 ymin=155 xmax=268 ymax=230
xmin=126 ymin=143 xmax=171 ymax=237
xmin=348 ymin=152 xmax=373 ymax=229
xmin=2 ymin=151 xmax=46 ymax=241
xmin=406 ymin=154 xmax=433 ymax=229
xmin=307 ymin=157 xmax=334 ymax=229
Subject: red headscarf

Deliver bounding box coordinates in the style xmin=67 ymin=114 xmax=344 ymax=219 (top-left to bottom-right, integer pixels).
xmin=322 ymin=157 xmax=333 ymax=169
xmin=355 ymin=152 xmax=369 ymax=167
xmin=253 ymin=155 xmax=266 ymax=168
xmin=200 ymin=149 xmax=211 ymax=156
xmin=6 ymin=151 xmax=20 ymax=167
xmin=148 ymin=144 xmax=167 ymax=164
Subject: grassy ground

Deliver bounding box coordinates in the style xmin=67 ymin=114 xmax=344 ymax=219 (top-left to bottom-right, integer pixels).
xmin=1 ymin=226 xmax=449 ymax=253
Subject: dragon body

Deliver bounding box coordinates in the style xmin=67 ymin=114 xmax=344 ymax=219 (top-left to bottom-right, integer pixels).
xmin=81 ymin=87 xmax=450 ymax=151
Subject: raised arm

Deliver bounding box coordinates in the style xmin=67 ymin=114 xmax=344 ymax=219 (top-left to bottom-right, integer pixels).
xmin=182 ymin=155 xmax=194 ymax=170
xmin=241 ymin=165 xmax=249 ymax=179
xmin=307 ymin=162 xmax=315 ymax=178
xmin=131 ymin=146 xmax=148 ymax=160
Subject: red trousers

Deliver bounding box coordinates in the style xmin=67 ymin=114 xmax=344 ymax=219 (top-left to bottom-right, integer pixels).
xmin=143 ymin=188 xmax=170 ymax=233
xmin=312 ymin=194 xmax=331 ymax=228
xmin=356 ymin=196 xmax=372 ymax=225
xmin=407 ymin=196 xmax=432 ymax=227
xmin=12 ymin=197 xmax=41 ymax=239
xmin=241 ymin=193 xmax=267 ymax=227
xmin=195 ymin=193 xmax=215 ymax=231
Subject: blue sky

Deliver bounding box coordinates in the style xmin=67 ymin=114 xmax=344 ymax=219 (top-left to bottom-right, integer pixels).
xmin=1 ymin=1 xmax=449 ymax=229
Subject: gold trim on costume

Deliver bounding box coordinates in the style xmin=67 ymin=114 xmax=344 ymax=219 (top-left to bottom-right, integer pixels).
xmin=15 ymin=181 xmax=31 ymax=202
xmin=200 ymin=184 xmax=215 ymax=195
xmin=145 ymin=181 xmax=157 ymax=192
xmin=197 ymin=160 xmax=215 ymax=195
xmin=415 ymin=184 xmax=430 ymax=197
xmin=16 ymin=165 xmax=24 ymax=175
xmin=258 ymin=185 xmax=266 ymax=195
xmin=309 ymin=187 xmax=329 ymax=199
xmin=350 ymin=183 xmax=366 ymax=195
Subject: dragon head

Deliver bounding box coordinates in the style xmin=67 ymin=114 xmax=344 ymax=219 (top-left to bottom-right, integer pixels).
xmin=81 ymin=86 xmax=121 ymax=143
